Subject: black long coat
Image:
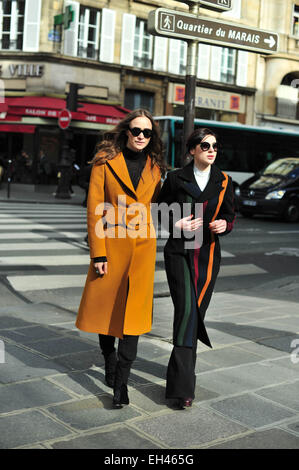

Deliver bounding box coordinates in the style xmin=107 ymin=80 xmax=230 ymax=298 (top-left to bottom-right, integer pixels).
xmin=157 ymin=161 xmax=235 ymax=348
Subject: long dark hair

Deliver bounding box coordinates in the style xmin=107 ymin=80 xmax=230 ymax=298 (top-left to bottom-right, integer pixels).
xmin=186 ymin=128 xmax=218 ymax=153
xmin=91 ymin=108 xmax=166 ymax=176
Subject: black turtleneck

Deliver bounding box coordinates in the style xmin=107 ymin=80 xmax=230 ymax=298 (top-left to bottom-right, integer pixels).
xmin=93 ymin=147 xmax=147 ymax=264
xmin=123 ymin=146 xmax=147 ymax=190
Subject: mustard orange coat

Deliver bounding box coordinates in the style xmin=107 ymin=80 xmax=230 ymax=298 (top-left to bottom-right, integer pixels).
xmin=75 ymin=152 xmax=161 ymax=338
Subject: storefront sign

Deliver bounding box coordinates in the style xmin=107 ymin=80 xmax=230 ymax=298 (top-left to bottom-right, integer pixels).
xmin=173 ymin=84 xmax=245 ymax=113
xmin=19 ymin=107 xmax=121 ymax=125
xmin=0 ymin=64 xmax=44 ymax=78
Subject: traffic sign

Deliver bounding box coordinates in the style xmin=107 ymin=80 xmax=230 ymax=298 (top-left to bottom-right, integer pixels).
xmin=148 ymin=8 xmax=279 ymax=54
xmin=58 ymin=109 xmax=72 ymax=130
xmin=199 ymin=0 xmax=232 ymax=12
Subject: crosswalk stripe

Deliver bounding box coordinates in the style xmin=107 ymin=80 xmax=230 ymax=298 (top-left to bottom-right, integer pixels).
xmin=0 ymin=233 xmax=47 ymax=239
xmin=219 ymin=264 xmax=267 ymax=277
xmin=0 ymin=216 xmax=85 ymax=220
xmin=0 ymin=254 xmax=90 ymax=266
xmin=0 ymin=242 xmax=79 ymax=251
xmin=6 ymin=263 xmax=267 ymax=293
xmin=0 ymin=224 xmax=86 ymax=230
xmin=6 ymin=273 xmax=166 ymax=292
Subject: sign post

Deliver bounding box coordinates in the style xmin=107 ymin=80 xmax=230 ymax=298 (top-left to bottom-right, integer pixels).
xmin=181 ymin=1 xmax=199 ymax=165
xmin=148 ymin=5 xmax=279 ymax=162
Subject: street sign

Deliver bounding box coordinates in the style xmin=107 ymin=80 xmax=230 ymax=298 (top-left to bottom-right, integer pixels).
xmin=58 ymin=109 xmax=72 ymax=130
xmin=199 ymin=0 xmax=232 ymax=12
xmin=148 ymin=8 xmax=279 ymax=54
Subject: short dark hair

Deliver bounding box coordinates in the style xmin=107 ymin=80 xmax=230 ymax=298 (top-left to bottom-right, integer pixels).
xmin=186 ymin=128 xmax=218 ymax=152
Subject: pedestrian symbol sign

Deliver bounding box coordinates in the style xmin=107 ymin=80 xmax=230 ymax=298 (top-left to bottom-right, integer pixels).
xmin=161 ymin=13 xmax=175 ymax=32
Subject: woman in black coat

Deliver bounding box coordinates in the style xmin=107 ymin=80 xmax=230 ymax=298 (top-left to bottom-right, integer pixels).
xmin=157 ymin=128 xmax=235 ymax=409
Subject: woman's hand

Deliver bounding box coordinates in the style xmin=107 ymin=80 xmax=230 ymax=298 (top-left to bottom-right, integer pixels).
xmin=175 ymin=215 xmax=203 ymax=232
xmin=209 ymin=219 xmax=227 ymax=234
xmin=94 ymin=262 xmax=108 ymax=276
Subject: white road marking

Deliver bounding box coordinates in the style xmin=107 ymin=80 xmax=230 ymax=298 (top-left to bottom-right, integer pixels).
xmin=219 ymin=264 xmax=267 ymax=277
xmin=265 ymin=247 xmax=299 ymax=257
xmin=0 ymin=233 xmax=47 ymax=239
xmin=268 ymin=230 xmax=299 ymax=234
xmin=0 ymin=254 xmax=90 ymax=266
xmin=0 ymin=242 xmax=77 ymax=251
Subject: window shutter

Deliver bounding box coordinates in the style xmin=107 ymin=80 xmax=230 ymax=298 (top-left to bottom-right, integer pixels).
xmin=100 ymin=8 xmax=116 ymax=63
xmin=10 ymin=0 xmax=18 ymax=41
xmin=210 ymin=46 xmax=222 ymax=82
xmin=0 ymin=2 xmax=3 ymax=43
xmin=63 ymin=0 xmax=79 ymax=57
xmin=120 ymin=13 xmax=136 ymax=66
xmin=236 ymin=50 xmax=248 ymax=87
xmin=197 ymin=44 xmax=210 ymax=80
xmin=23 ymin=0 xmax=41 ymax=51
xmin=153 ymin=36 xmax=168 ymax=71
xmin=168 ymin=39 xmax=181 ymax=75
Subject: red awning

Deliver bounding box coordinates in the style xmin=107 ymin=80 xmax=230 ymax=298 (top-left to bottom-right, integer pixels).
xmin=0 ymin=103 xmax=8 ymax=113
xmin=0 ymin=124 xmax=36 ymax=133
xmin=2 ymin=97 xmax=129 ymax=125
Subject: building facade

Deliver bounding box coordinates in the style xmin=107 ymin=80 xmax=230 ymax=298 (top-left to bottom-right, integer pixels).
xmin=0 ymin=0 xmax=298 ymax=185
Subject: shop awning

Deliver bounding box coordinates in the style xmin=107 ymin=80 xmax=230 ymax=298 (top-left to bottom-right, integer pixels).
xmin=2 ymin=97 xmax=130 ymax=125
xmin=0 ymin=103 xmax=8 ymax=113
xmin=0 ymin=124 xmax=36 ymax=133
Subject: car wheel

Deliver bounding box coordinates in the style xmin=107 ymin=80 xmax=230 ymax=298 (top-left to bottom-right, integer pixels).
xmin=284 ymin=201 xmax=299 ymax=222
xmin=240 ymin=211 xmax=254 ymax=218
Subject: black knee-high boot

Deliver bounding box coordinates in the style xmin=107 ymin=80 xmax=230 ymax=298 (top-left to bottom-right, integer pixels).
xmin=113 ymin=335 xmax=139 ymax=409
xmin=98 ymin=334 xmax=117 ymax=388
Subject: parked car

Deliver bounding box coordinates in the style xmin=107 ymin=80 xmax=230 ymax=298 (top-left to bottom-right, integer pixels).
xmin=235 ymin=157 xmax=299 ymax=222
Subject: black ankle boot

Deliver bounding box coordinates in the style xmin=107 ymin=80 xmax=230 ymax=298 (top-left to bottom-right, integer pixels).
xmin=112 ymin=384 xmax=129 ymax=409
xmin=104 ymin=351 xmax=117 ymax=388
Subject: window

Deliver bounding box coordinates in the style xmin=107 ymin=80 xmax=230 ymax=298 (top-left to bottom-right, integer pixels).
xmin=133 ymin=19 xmax=153 ymax=69
xmin=124 ymin=89 xmax=154 ymax=114
xmin=292 ymin=5 xmax=299 ymax=36
xmin=77 ymin=5 xmax=100 ymax=59
xmin=221 ymin=48 xmax=236 ymax=84
xmin=0 ymin=0 xmax=25 ymax=50
xmin=179 ymin=41 xmax=187 ymax=75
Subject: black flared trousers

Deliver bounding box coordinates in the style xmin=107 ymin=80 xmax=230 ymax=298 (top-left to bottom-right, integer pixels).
xmin=98 ymin=334 xmax=139 ymax=388
xmin=166 ymin=312 xmax=198 ymax=400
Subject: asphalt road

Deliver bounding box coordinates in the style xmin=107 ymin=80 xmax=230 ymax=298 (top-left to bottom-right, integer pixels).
xmin=215 ymin=215 xmax=299 ymax=302
xmin=0 ymin=202 xmax=298 ymax=309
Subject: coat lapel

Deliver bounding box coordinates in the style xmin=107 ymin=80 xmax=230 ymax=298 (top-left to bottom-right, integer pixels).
xmin=136 ymin=156 xmax=159 ymax=199
xmin=106 ymin=152 xmax=137 ymax=199
xmin=177 ymin=161 xmax=225 ymax=202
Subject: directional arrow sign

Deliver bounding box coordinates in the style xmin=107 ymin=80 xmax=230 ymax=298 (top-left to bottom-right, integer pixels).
xmin=148 ymin=8 xmax=279 ymax=54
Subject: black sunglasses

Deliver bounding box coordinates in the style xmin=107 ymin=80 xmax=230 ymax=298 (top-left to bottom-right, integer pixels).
xmin=129 ymin=127 xmax=152 ymax=139
xmin=200 ymin=141 xmax=218 ymax=152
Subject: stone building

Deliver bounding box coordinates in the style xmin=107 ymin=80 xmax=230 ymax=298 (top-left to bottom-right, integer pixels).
xmin=0 ymin=0 xmax=298 ymax=184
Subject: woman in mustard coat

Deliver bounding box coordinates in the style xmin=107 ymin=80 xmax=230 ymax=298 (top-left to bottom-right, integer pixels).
xmin=76 ymin=109 xmax=165 ymax=408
